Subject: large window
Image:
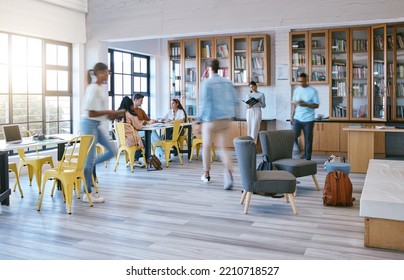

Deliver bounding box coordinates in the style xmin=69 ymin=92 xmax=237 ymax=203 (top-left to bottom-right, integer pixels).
xmin=108 ymin=49 xmax=150 ymax=113
xmin=0 ymin=32 xmax=72 ymax=139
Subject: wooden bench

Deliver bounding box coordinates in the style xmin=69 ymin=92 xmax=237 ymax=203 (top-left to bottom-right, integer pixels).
xmin=360 ymin=159 xmax=404 ymax=251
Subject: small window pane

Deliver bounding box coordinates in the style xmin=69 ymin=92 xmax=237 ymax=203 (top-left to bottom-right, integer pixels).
xmin=46 ymin=43 xmax=57 ymax=65
xmin=114 ymin=52 xmax=122 ymax=73
xmin=11 ymin=35 xmax=27 ymax=66
xmin=28 ymin=66 xmax=42 ymax=93
xmin=45 ymin=96 xmax=58 ymax=121
xmin=141 ymin=77 xmax=148 ymax=92
xmin=28 ymin=95 xmax=42 ymax=121
xmin=59 ymin=96 xmax=70 ymax=120
xmin=59 ymin=121 xmax=71 ymax=134
xmin=58 ymin=70 xmax=68 ymax=91
xmin=123 ymin=74 xmax=131 ymax=95
xmin=140 ymin=58 xmax=147 ymax=73
xmin=46 ymin=70 xmax=57 ymax=91
xmin=46 ymin=121 xmax=59 ymax=135
xmin=114 ymin=96 xmax=123 ymax=110
xmin=58 ymin=45 xmax=68 ymax=66
xmin=134 ymin=76 xmax=140 ymax=92
xmin=114 ymin=74 xmax=122 ymax=95
xmin=123 ymin=52 xmax=131 ymax=74
xmin=0 ymin=95 xmax=9 ymax=124
xmin=27 ymin=38 xmax=42 ymax=66
xmin=0 ymin=65 xmax=8 ymax=93
xmin=12 ymin=94 xmax=28 ymax=123
xmin=12 ymin=66 xmax=27 ymax=93
xmin=0 ymin=33 xmax=8 ymax=64
xmin=133 ymin=57 xmax=140 ymax=73
xmin=28 ymin=123 xmax=43 ymax=136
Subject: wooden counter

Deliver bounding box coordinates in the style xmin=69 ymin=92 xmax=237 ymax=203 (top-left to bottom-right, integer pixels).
xmin=343 ymin=127 xmax=404 ymax=173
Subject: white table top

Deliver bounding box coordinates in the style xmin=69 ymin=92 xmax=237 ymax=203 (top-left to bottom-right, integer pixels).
xmin=141 ymin=122 xmax=193 ymax=131
xmin=360 ymin=159 xmax=404 ymax=221
xmin=0 ymin=134 xmax=76 ymax=152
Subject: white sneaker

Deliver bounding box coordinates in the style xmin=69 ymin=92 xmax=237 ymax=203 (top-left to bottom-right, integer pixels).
xmin=201 ymin=174 xmax=211 ymax=183
xmin=223 ymin=170 xmax=233 ymax=190
xmin=134 ymin=160 xmax=145 ymax=168
xmin=82 ymin=192 xmax=105 ymax=203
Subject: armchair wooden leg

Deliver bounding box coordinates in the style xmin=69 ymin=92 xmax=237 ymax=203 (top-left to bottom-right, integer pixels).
xmin=244 ymin=192 xmax=253 ymax=214
xmin=287 ymin=193 xmax=298 ymax=215
xmin=240 ymin=190 xmax=247 ymax=204
xmin=312 ymin=174 xmax=320 ymax=191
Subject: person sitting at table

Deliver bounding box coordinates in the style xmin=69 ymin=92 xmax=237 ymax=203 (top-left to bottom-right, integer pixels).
xmin=117 ymin=96 xmax=146 ymax=168
xmin=133 ymin=93 xmax=155 ymax=125
xmin=152 ymin=98 xmax=187 ymax=159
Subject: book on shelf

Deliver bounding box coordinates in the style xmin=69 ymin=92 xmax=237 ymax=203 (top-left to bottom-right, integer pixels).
xmin=257 ymin=39 xmax=263 ymax=52
xmin=243 ymin=97 xmax=259 ymax=106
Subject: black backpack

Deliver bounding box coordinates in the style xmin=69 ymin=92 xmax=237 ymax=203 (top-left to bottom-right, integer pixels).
xmin=257 ymin=154 xmax=271 ymax=171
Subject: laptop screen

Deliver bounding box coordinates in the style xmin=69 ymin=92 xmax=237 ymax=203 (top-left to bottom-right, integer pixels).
xmin=3 ymin=125 xmax=22 ymax=144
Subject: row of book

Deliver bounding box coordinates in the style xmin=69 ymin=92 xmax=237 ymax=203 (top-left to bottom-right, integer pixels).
xmin=352 ymin=84 xmax=368 ymax=96
xmin=332 ymin=39 xmax=346 ymax=52
xmin=185 ymin=67 xmax=197 ymax=83
xmin=373 ymin=62 xmax=394 ymax=78
xmin=352 ymin=65 xmax=368 ymax=79
xmin=234 ymin=70 xmax=247 ymax=83
xmin=396 ymin=105 xmax=404 ymax=118
xmin=201 ymin=45 xmax=212 ymax=59
xmin=311 ymin=71 xmax=326 ymax=81
xmin=185 ymin=85 xmax=196 ymax=99
xmin=234 ymin=55 xmax=246 ymax=69
xmin=353 ymin=105 xmax=368 ymax=118
xmin=352 ymin=39 xmax=368 ymax=52
xmin=332 ymin=81 xmax=347 ymax=96
xmin=396 ymin=83 xmax=404 ymax=96
xmin=251 ymin=74 xmax=265 ymax=83
xmin=170 ymin=46 xmax=181 ymax=59
xmin=251 ymin=57 xmax=265 ymax=69
xmin=331 ymin=64 xmax=346 ymax=79
xmin=292 ymin=52 xmax=306 ymax=66
xmin=332 ymin=105 xmax=347 ymax=118
xmin=311 ymin=54 xmax=326 ymax=65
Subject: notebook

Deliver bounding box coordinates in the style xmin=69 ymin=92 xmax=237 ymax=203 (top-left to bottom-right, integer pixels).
xmin=3 ymin=124 xmax=23 ymax=144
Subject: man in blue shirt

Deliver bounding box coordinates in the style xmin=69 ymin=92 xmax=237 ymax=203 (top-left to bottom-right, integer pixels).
xmin=195 ymin=59 xmax=238 ymax=190
xmin=291 ymin=73 xmax=320 ymax=160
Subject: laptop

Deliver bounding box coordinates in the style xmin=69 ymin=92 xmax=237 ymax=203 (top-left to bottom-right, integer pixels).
xmin=3 ymin=124 xmax=23 ymax=144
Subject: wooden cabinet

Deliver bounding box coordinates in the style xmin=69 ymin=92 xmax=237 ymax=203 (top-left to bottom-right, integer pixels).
xmin=312 ymin=122 xmax=340 ymax=153
xmin=221 ymin=121 xmax=267 ymax=149
xmin=168 ymin=39 xmax=199 ymax=116
xmin=232 ymin=35 xmax=270 ymax=86
xmin=199 ymin=36 xmax=231 ymax=81
xmin=290 ymin=30 xmax=328 ymax=85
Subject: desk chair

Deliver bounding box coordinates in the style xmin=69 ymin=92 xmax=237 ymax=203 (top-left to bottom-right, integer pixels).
xmin=37 ymin=135 xmax=95 ymax=214
xmin=234 ymin=136 xmax=297 ymax=215
xmin=189 ymin=137 xmax=217 ymax=163
xmin=259 ymin=130 xmax=320 ymax=195
xmin=152 ymin=120 xmax=184 ymax=168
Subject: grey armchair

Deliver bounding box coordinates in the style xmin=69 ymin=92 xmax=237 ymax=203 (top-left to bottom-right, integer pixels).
xmin=259 ymin=130 xmax=320 ymax=194
xmin=233 ymin=136 xmax=298 ymax=215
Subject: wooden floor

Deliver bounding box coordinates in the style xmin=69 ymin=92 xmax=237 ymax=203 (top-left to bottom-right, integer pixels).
xmin=1 ymin=152 xmax=404 ymax=260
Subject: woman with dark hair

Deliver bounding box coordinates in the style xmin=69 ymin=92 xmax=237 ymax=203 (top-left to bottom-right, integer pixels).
xmin=80 ymin=62 xmax=125 ymax=203
xmin=246 ymin=80 xmax=266 ymax=143
xmin=117 ymin=96 xmax=145 ymax=167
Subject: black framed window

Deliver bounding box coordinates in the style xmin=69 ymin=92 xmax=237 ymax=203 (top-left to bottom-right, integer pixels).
xmin=0 ymin=32 xmax=72 ymax=140
xmin=108 ymin=49 xmax=150 ymax=113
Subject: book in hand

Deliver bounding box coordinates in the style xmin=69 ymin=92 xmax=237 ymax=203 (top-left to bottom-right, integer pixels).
xmin=243 ymin=97 xmax=259 ymax=106
xmin=291 ymin=99 xmax=307 ymax=106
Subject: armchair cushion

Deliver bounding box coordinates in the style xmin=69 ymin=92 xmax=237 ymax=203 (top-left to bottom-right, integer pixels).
xmin=273 ymin=158 xmax=317 ymax=177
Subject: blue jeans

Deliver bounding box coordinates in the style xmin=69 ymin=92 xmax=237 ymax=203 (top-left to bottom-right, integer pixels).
xmin=293 ymin=119 xmax=315 ymax=160
xmin=80 ymin=118 xmax=116 ymax=193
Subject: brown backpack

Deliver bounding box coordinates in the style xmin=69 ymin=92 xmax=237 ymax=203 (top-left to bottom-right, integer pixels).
xmin=323 ymin=170 xmax=355 ymax=206
xmin=147 ymin=155 xmax=163 ymax=171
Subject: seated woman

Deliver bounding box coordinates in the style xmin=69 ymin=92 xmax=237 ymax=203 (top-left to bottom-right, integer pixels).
xmin=152 ymin=98 xmax=187 ymax=158
xmin=117 ymin=96 xmax=145 ymax=167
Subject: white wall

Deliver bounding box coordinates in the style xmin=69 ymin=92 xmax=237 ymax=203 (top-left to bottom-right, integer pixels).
xmin=85 ymin=0 xmax=404 ymax=127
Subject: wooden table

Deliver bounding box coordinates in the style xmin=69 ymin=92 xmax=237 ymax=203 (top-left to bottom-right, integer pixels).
xmin=343 ymin=127 xmax=404 ymax=173
xmin=0 ymin=134 xmax=75 ymax=206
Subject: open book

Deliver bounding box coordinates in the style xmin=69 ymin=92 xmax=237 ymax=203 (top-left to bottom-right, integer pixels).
xmin=243 ymin=97 xmax=259 ymax=106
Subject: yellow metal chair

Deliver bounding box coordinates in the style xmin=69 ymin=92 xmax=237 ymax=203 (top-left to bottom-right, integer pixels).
xmin=17 ymin=146 xmax=54 ymax=194
xmin=152 ymin=120 xmax=184 ymax=168
xmin=189 ymin=137 xmax=217 ymax=163
xmin=9 ymin=162 xmax=23 ymax=198
xmin=37 ymin=134 xmax=95 ymax=214
xmin=113 ymin=122 xmax=146 ymax=173
xmin=178 ymin=117 xmax=190 ymax=154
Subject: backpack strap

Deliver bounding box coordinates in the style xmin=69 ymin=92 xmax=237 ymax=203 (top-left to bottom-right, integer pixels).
xmin=331 ymin=171 xmax=339 ymax=206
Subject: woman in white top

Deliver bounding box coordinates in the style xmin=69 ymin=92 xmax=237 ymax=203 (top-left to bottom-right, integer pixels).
xmin=80 ymin=62 xmax=125 ymax=203
xmin=152 ymin=99 xmax=187 ymax=158
xmin=246 ymin=81 xmax=266 ymax=143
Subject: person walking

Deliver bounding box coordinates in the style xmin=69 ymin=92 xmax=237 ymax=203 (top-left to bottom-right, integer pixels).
xmin=195 ymin=59 xmax=238 ymax=190
xmin=80 ymin=62 xmax=125 ymax=203
xmin=290 ymin=73 xmax=320 ymax=160
xmin=246 ymin=80 xmax=266 ymax=143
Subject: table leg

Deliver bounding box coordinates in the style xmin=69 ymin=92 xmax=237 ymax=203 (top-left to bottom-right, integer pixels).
xmin=144 ymin=130 xmax=152 ymax=160
xmin=187 ymin=125 xmax=192 ymax=159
